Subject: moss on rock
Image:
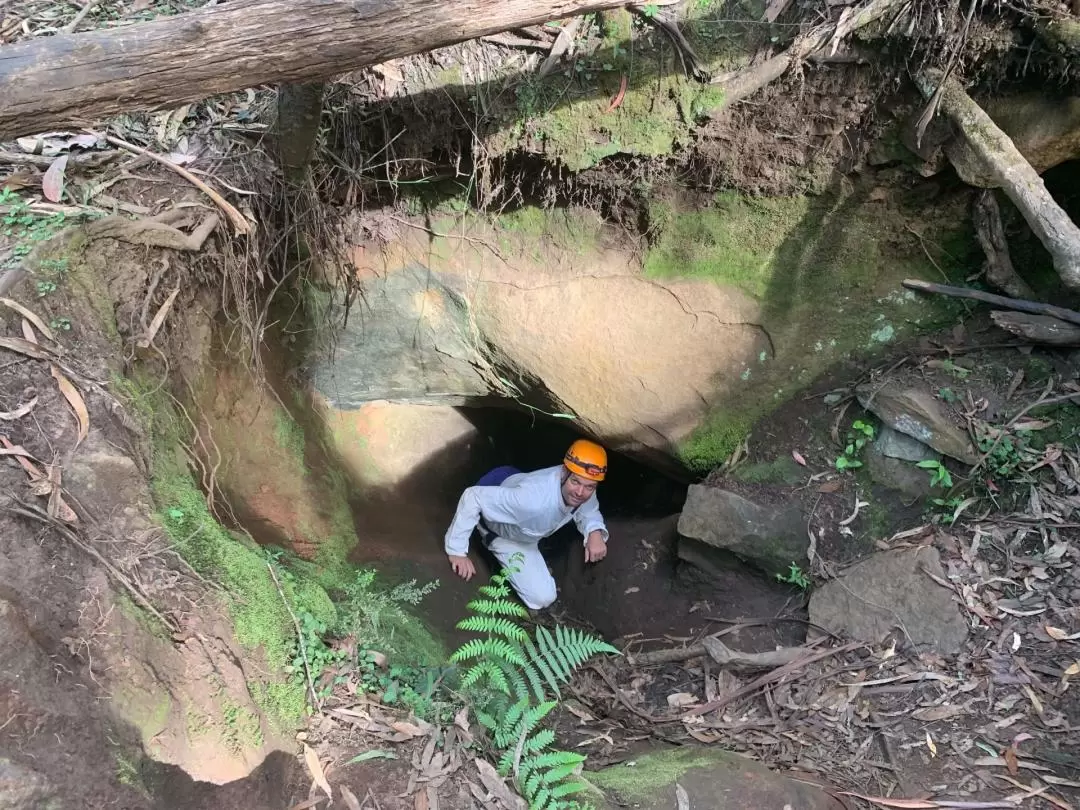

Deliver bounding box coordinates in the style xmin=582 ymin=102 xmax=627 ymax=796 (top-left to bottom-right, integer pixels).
xmin=647 ymin=184 xmax=979 ymax=471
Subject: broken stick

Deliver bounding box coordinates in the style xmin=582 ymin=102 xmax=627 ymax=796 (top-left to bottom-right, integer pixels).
xmin=990 ymin=311 xmax=1080 ymax=347
xmin=902 ymin=279 xmax=1080 ymax=327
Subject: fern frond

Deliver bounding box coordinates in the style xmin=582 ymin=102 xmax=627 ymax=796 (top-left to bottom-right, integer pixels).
xmin=519 ymin=751 xmax=584 ymax=783
xmin=540 ymin=626 xmax=574 ymax=681
xmin=523 ymin=727 xmax=556 ymax=757
xmin=529 ymin=787 xmax=553 ymax=810
xmin=457 ymin=615 xmax=529 ymax=641
xmin=475 ymin=709 xmax=499 ymax=732
xmin=523 ymin=635 xmax=564 ymax=698
xmin=465 ymin=598 xmax=530 ymax=619
xmin=451 ymin=637 xmax=527 ymax=667
xmin=494 ymin=697 xmax=530 ymax=749
xmin=477 ymin=582 xmax=512 ymax=599
xmin=512 ymin=641 xmax=548 ymax=703
xmin=550 ymin=780 xmax=589 ymax=798
xmin=492 ymin=654 xmax=531 ymax=704
xmin=460 ymin=660 xmax=511 ymax=694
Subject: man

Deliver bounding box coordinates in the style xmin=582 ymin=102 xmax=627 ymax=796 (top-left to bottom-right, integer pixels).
xmin=444 ymin=439 xmax=610 ymax=610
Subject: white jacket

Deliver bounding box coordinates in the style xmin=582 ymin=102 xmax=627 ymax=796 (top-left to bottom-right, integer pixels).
xmin=444 ymin=465 xmax=608 ymax=557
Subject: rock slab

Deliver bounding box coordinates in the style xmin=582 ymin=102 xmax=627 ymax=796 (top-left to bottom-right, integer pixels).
xmin=809 ymin=547 xmax=969 ymax=654
xmin=857 ymin=382 xmax=978 ymax=465
xmin=677 ymin=485 xmax=807 ymax=575
xmin=875 ymin=425 xmax=940 ymax=462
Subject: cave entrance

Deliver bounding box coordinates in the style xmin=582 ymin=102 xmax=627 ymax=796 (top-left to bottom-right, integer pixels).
xmin=343 ymin=402 xmax=797 ymax=648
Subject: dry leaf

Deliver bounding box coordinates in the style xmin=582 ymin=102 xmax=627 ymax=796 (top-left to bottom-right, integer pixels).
xmin=685 ymin=728 xmax=722 ymax=744
xmin=391 ymin=721 xmax=427 ymax=738
xmin=1 ymin=299 xmax=54 ymax=341
xmin=1004 ymin=746 xmax=1019 ymax=777
xmin=925 ymin=731 xmax=937 ymax=757
xmin=1046 ymin=625 xmax=1069 ymax=641
xmin=1064 ymin=661 xmax=1080 ymax=677
xmin=0 ymin=397 xmax=37 ymax=421
xmin=0 ymin=336 xmax=56 ymax=360
xmin=303 ymin=743 xmax=332 ymax=801
xmin=911 ymin=704 xmax=966 ymax=722
xmin=817 ymin=480 xmax=842 ymax=493
xmin=474 ymin=758 xmax=527 ymax=810
xmin=675 ymin=783 xmax=690 ymax=810
xmin=838 ymin=793 xmax=940 ymax=809
xmin=791 ymin=449 xmax=807 ymax=466
xmin=340 ymin=787 xmax=362 ymax=810
xmin=454 ymin=706 xmax=471 ymax=734
xmin=565 ymin=702 xmax=594 ymax=722
xmin=42 ymin=154 xmax=69 ymax=202
xmin=414 ymin=790 xmax=429 ymax=810
xmin=667 ymin=692 xmax=699 ymax=708
xmin=624 ymin=586 xmax=640 ymax=595
xmin=51 ymin=365 xmax=89 ymax=448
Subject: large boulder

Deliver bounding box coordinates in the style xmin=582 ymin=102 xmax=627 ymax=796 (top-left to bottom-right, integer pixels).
xmin=809 ymin=547 xmax=969 ymax=654
xmin=310 ymin=216 xmax=769 ymax=465
xmin=588 ymin=747 xmax=844 ymax=810
xmin=856 ymin=382 xmax=978 ymax=465
xmin=677 ymin=485 xmax=807 ymax=576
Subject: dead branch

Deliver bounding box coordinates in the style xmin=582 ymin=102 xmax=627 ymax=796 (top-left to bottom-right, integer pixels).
xmin=683 ymin=641 xmax=860 ymax=717
xmin=629 ymin=5 xmax=708 ymax=81
xmin=973 ymin=190 xmax=1035 ymax=300
xmin=266 ymin=559 xmax=321 ymax=712
xmin=990 ymin=311 xmax=1080 ymax=346
xmin=538 ymin=15 xmax=583 ymax=77
xmin=913 ymin=69 xmax=1080 ymax=291
xmin=701 ymin=636 xmax=812 ymax=671
xmin=902 ymin=279 xmax=1080 ymax=327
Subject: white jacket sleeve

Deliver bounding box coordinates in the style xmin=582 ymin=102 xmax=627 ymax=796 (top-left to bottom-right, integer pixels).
xmin=573 ymin=496 xmax=608 ymax=545
xmin=443 ymin=485 xmax=534 ymax=556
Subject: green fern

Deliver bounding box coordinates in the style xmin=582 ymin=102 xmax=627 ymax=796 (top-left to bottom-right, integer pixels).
xmin=451 ymin=554 xmax=617 ymax=810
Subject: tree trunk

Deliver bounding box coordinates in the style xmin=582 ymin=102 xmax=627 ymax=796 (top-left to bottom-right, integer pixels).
xmin=0 ymin=0 xmax=627 ymax=139
xmin=276 ymin=82 xmax=327 ymax=184
xmin=972 ymin=190 xmax=1035 ymax=300
xmin=913 ymin=70 xmax=1080 ymax=291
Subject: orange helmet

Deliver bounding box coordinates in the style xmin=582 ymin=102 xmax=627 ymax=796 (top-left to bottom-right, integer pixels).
xmin=564 ymin=439 xmax=608 ymax=482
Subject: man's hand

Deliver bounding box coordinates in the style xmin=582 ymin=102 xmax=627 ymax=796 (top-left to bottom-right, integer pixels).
xmin=584 ymin=531 xmax=607 ymax=563
xmin=448 ymin=554 xmax=477 ymax=581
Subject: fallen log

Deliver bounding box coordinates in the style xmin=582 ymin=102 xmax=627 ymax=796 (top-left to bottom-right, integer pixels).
xmin=990 ymin=311 xmax=1080 ymax=346
xmin=0 ymin=0 xmax=629 ymax=139
xmin=902 ymin=278 xmax=1080 ymax=327
xmin=913 ymin=69 xmax=1080 ymax=291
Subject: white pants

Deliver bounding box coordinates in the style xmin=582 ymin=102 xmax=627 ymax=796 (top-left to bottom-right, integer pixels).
xmin=488 ymin=536 xmax=557 ymax=610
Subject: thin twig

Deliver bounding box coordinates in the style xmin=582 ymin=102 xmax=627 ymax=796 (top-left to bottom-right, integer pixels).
xmin=266 ymin=559 xmax=321 ymax=712
xmin=7 ymin=500 xmax=178 ymax=633
xmin=88 ymin=130 xmax=251 ymax=235
xmin=63 ymin=0 xmax=98 ymax=32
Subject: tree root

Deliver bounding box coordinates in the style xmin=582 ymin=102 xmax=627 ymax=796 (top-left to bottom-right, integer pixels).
xmin=84 ymin=212 xmax=220 ymax=252
xmin=973 ymin=190 xmax=1035 ymax=300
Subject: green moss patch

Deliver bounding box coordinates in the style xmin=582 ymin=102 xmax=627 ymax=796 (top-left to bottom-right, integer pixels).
xmin=648 ymin=185 xmax=979 ymax=471
xmin=588 ymin=749 xmax=723 ymax=803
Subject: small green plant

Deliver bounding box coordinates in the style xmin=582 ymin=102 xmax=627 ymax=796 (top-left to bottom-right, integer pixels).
xmin=917 ymin=459 xmax=953 ymax=489
xmin=36 ymin=280 xmax=57 ymax=297
xmin=640 ymin=3 xmax=660 ymax=16
xmin=835 ymin=419 xmax=875 ymax=471
xmin=453 ymin=555 xmax=619 ymax=810
xmin=937 ymin=387 xmax=958 ymax=403
xmin=776 ymin=562 xmax=811 ymax=590
xmin=49 ymin=316 xmax=72 ymax=331
xmin=941 ymin=359 xmax=971 ymax=380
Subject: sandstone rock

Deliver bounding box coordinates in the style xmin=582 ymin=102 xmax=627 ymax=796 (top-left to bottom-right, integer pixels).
xmin=677 ymin=485 xmax=806 ymax=575
xmin=875 ymin=425 xmax=940 ymax=462
xmin=865 ymin=444 xmax=933 ymax=499
xmin=809 ymin=547 xmax=969 ymax=654
xmin=311 ymin=222 xmax=770 ymax=466
xmin=311 ymin=262 xmax=491 ymax=408
xmin=857 ymin=383 xmax=978 ymax=465
xmin=590 ymin=747 xmax=844 ymax=810
xmin=0 ymin=758 xmax=55 ymax=810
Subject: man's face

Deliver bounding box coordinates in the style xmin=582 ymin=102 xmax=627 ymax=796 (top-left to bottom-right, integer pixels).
xmin=561 ymin=472 xmax=598 ymax=508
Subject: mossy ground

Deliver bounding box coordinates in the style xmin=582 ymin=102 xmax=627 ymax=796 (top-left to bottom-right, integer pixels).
xmin=644 ymin=184 xmax=979 ymax=471
xmin=587 ymin=748 xmax=726 ymax=803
